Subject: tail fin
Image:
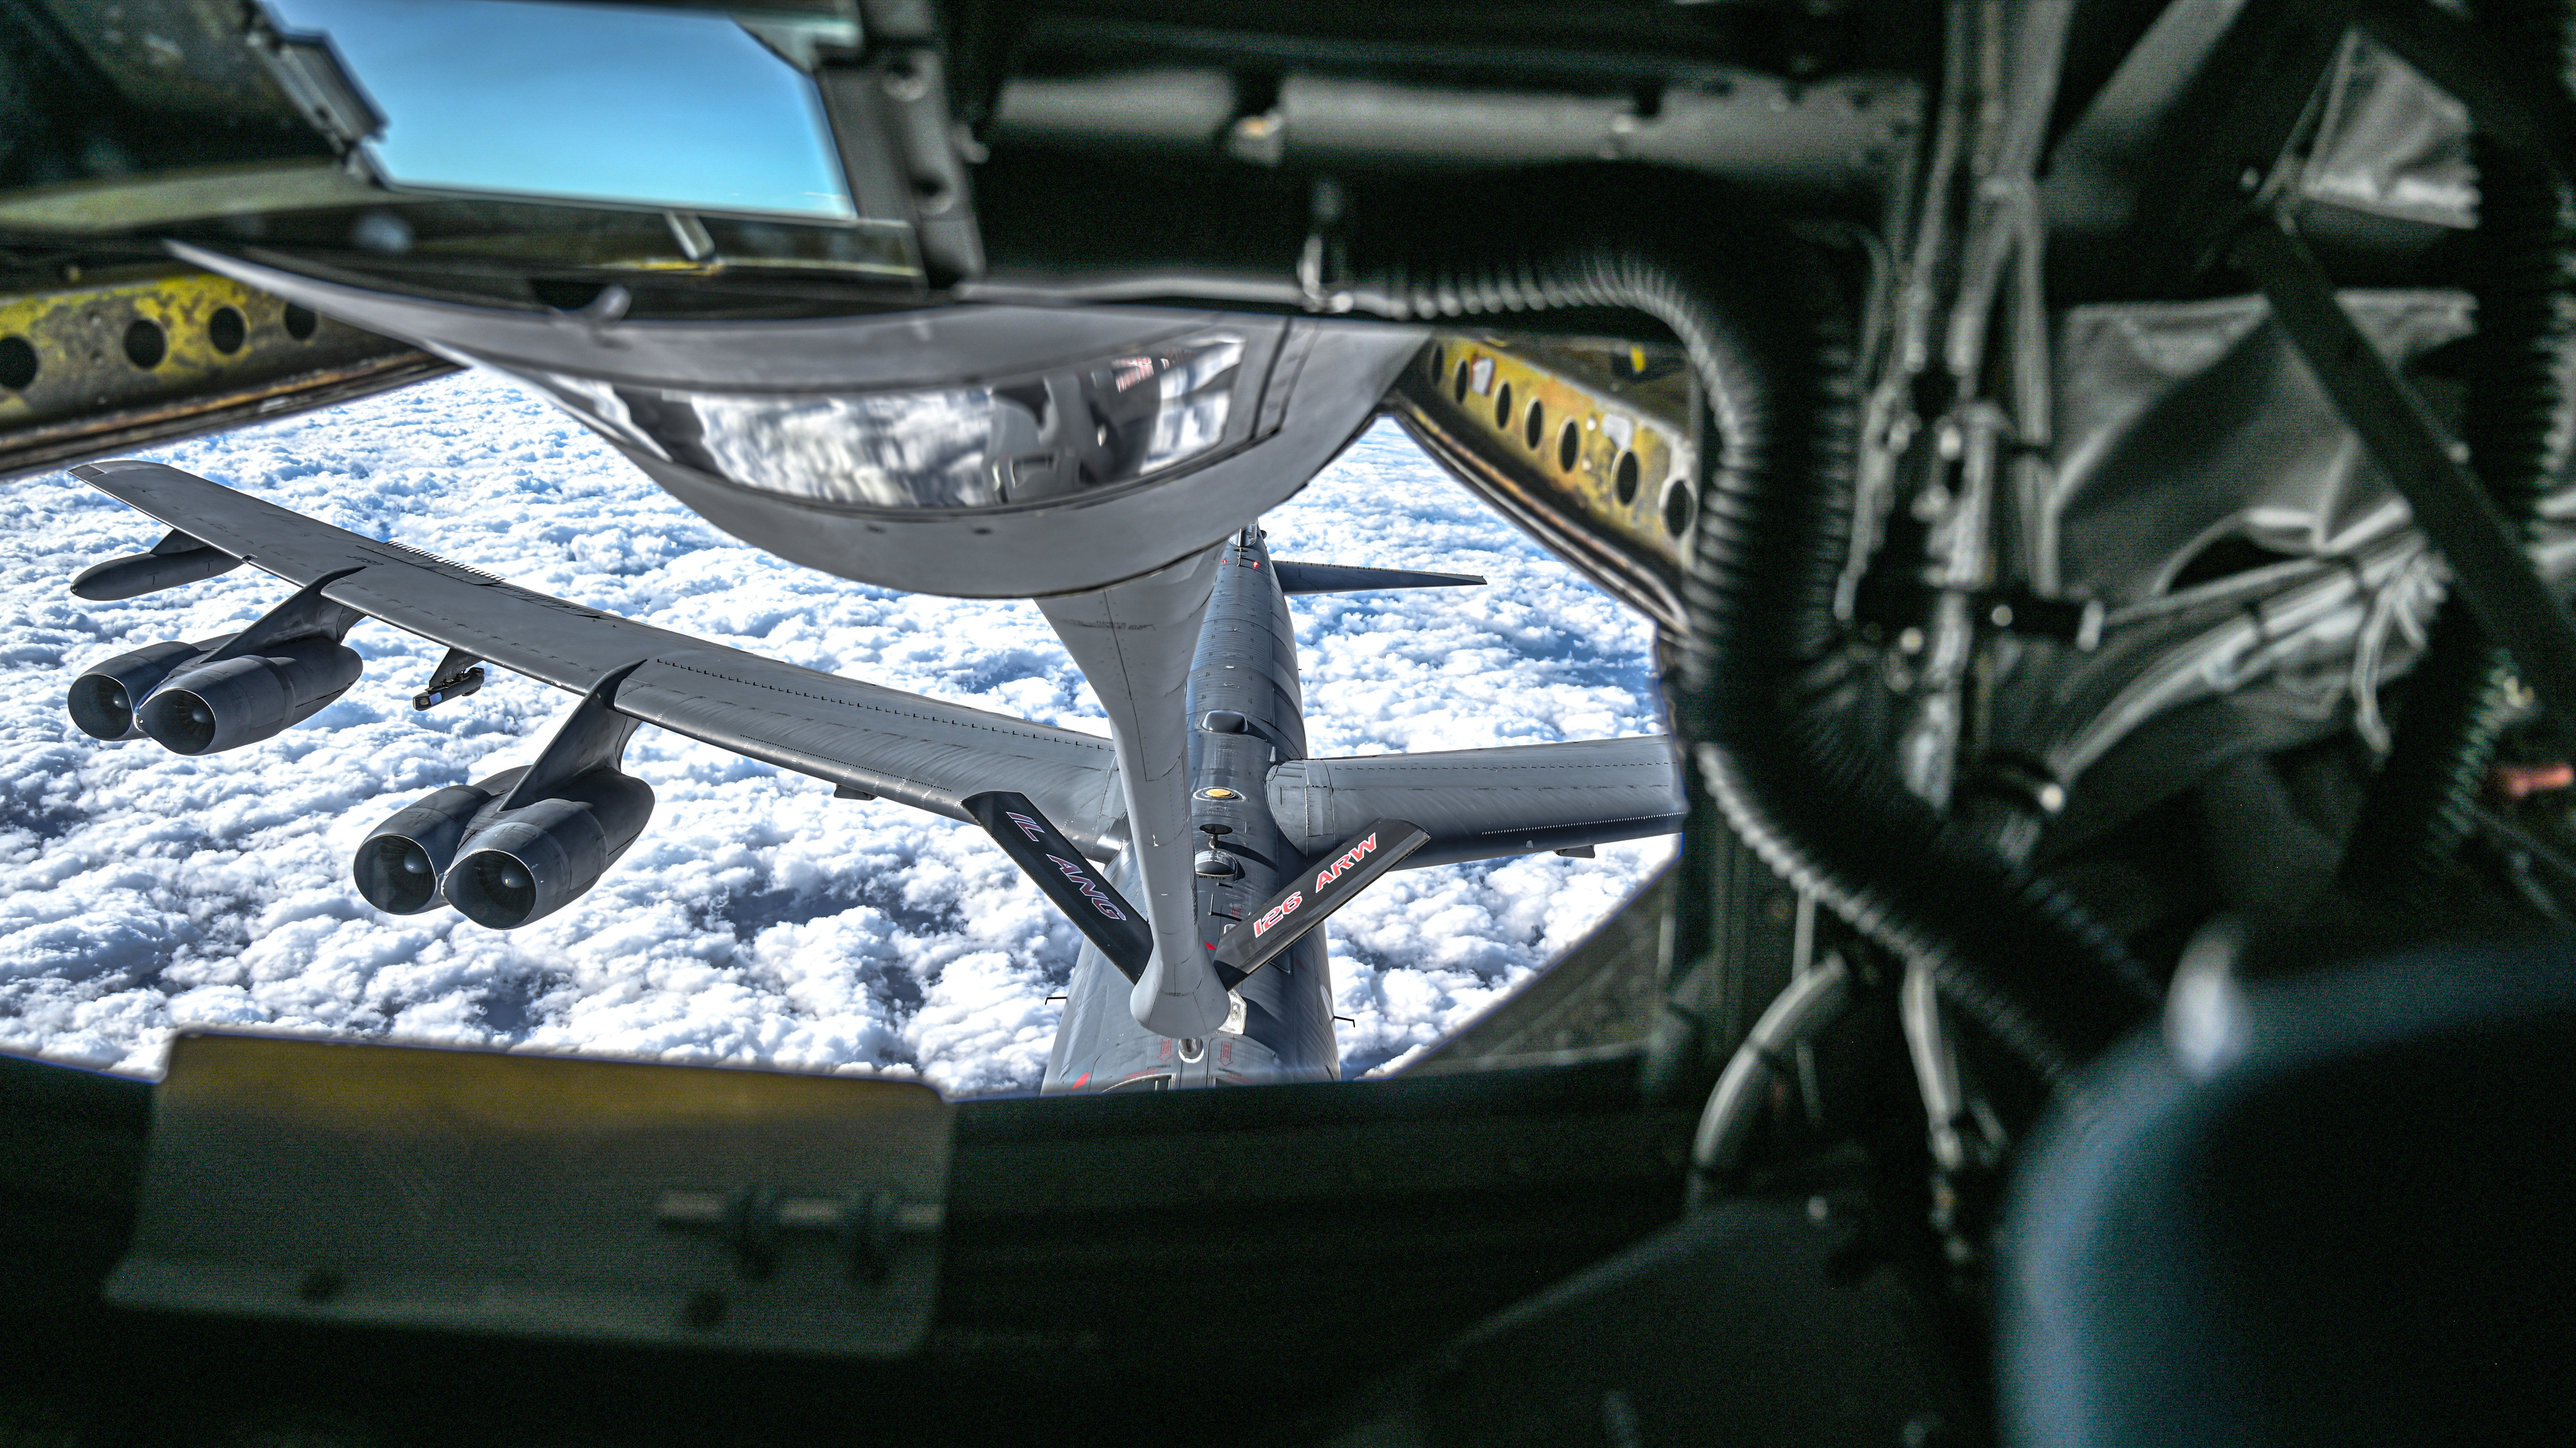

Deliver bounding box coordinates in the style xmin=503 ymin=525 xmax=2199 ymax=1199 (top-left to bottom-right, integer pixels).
xmin=1213 ymin=819 xmax=1431 ymax=986
xmin=963 ymin=791 xmax=1154 ymax=983
xmin=1270 ymin=562 xmax=1484 ymax=595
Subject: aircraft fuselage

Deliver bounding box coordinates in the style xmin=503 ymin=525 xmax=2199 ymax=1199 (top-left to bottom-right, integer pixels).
xmin=1041 ymin=527 xmax=1337 ymax=1091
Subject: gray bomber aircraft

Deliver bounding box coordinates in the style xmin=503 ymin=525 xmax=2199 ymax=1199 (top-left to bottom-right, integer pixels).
xmin=60 ymin=453 xmax=1684 ymax=1093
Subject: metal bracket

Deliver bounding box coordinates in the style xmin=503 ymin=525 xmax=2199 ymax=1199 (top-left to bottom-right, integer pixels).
xmin=107 ymin=1032 xmax=954 ymax=1356
xmin=810 ymin=0 xmax=983 ymax=287
xmin=243 ymin=5 xmax=386 ymax=156
xmin=2150 ymin=0 xmax=2353 ymax=275
xmin=411 ymin=647 xmax=485 ymax=711
xmin=2156 ymin=0 xmax=2576 ymax=266
xmin=655 ymin=1186 xmax=938 ymax=1284
xmin=729 ymin=0 xmax=865 ymax=72
xmin=1850 ymin=575 xmax=2103 ymax=652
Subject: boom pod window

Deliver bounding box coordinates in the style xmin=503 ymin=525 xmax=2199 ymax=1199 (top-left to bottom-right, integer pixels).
xmin=525 ymin=327 xmax=1266 ymax=512
xmin=162 ymin=250 xmax=1433 ymax=602
xmin=490 ymin=314 xmax=1429 ymax=598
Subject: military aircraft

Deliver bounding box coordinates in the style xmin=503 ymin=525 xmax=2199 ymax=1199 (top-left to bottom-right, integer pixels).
xmin=4 ymin=0 xmax=2575 ymax=1443
xmin=55 ymin=443 xmax=1684 ymax=1091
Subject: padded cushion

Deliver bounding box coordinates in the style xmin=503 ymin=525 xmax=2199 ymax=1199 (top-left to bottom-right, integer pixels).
xmin=1998 ymin=937 xmax=2576 ymax=1447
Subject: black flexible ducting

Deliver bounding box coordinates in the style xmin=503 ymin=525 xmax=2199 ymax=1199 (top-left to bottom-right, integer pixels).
xmin=1336 ymin=172 xmax=2161 ymax=1082
xmin=2340 ymin=12 xmax=2576 ymax=896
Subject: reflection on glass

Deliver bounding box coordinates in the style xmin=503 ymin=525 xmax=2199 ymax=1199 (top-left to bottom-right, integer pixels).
xmin=985 ymin=335 xmax=1245 ymax=503
xmin=695 ymin=390 xmax=990 ymax=509
xmin=520 ymin=332 xmax=1260 ymax=511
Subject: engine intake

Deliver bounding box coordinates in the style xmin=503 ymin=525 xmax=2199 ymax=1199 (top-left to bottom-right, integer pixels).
xmin=66 ymin=637 xmax=228 ymax=741
xmin=443 ymin=767 xmax=655 ymax=929
xmin=351 ymin=768 xmax=529 ymax=915
xmin=138 ymin=639 xmax=362 ymax=755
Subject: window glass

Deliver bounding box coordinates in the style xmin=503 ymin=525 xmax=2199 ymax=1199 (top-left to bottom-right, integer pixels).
xmin=263 ymin=0 xmax=854 ymax=219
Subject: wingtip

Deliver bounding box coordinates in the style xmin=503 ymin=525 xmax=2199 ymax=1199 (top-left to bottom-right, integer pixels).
xmin=68 ymin=458 xmax=167 ymax=480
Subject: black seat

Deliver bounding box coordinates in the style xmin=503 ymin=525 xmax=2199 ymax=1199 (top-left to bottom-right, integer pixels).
xmin=1998 ymin=937 xmax=2576 ymax=1447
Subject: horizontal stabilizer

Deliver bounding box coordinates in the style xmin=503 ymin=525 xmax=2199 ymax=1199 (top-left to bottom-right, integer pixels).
xmin=1214 ymin=819 xmax=1430 ymax=986
xmin=963 ymin=791 xmax=1154 ymax=984
xmin=1270 ymin=562 xmax=1485 ymax=595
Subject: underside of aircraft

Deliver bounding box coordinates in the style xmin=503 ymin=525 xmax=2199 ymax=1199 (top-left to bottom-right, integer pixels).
xmin=2 ymin=0 xmax=2573 ymax=1443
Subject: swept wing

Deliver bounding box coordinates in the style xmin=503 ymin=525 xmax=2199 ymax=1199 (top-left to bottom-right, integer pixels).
xmin=69 ymin=459 xmax=1126 ymax=852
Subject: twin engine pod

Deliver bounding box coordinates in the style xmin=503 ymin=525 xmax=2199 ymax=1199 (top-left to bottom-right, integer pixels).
xmin=66 ymin=639 xmax=220 ymax=741
xmin=353 ymin=766 xmax=655 ymax=930
xmin=70 ymin=548 xmax=649 ymax=931
xmin=67 ymin=636 xmax=362 ymax=752
xmin=141 ymin=640 xmax=364 ymax=755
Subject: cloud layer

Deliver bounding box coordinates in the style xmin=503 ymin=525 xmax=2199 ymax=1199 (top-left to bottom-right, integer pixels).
xmin=0 ymin=372 xmax=1672 ymax=1091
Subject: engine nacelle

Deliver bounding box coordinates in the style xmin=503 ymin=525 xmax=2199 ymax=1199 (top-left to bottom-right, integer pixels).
xmin=138 ymin=638 xmax=363 ymax=756
xmin=351 ymin=768 xmax=530 ymax=915
xmin=443 ymin=767 xmax=655 ymax=929
xmin=66 ymin=637 xmax=231 ymax=741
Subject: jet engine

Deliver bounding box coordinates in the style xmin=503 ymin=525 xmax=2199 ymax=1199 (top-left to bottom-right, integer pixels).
xmin=350 ymin=768 xmax=530 ymax=915
xmin=137 ymin=639 xmax=363 ymax=756
xmin=441 ymin=768 xmax=655 ymax=930
xmin=65 ymin=638 xmax=228 ymax=741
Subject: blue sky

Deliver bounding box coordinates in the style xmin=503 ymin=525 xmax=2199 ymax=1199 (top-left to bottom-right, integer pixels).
xmin=264 ymin=0 xmax=853 ymax=218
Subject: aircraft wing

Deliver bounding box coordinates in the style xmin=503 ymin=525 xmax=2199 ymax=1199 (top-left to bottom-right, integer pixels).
xmin=1265 ymin=735 xmax=1685 ymax=868
xmin=69 ymin=460 xmax=1125 ymax=852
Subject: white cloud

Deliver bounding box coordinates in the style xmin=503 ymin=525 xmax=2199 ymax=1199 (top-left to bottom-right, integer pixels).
xmin=0 ymin=373 xmax=1673 ymax=1090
